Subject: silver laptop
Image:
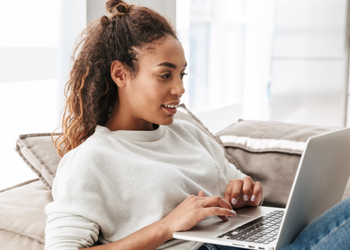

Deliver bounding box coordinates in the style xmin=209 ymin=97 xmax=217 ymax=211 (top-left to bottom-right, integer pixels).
xmin=173 ymin=128 xmax=350 ymax=250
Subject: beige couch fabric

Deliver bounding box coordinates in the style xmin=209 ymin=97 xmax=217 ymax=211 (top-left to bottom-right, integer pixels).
xmin=0 ymin=179 xmax=52 ymax=250
xmin=16 ymin=134 xmax=60 ymax=189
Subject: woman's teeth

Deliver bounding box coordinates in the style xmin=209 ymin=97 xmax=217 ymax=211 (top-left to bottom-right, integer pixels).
xmin=163 ymin=104 xmax=177 ymax=109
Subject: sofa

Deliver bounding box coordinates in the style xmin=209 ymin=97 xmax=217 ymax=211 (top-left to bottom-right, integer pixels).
xmin=1 ymin=104 xmax=349 ymax=250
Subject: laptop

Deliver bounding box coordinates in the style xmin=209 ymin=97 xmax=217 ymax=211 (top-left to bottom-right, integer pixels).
xmin=173 ymin=127 xmax=350 ymax=250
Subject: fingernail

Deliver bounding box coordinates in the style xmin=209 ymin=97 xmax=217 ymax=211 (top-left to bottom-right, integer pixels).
xmin=243 ymin=195 xmax=249 ymax=201
xmin=231 ymin=210 xmax=237 ymax=216
xmin=251 ymin=195 xmax=256 ymax=202
xmin=231 ymin=198 xmax=237 ymax=205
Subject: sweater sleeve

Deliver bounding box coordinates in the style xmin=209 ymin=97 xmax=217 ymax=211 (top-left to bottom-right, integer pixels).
xmin=45 ymin=145 xmax=109 ymax=250
xmin=45 ymin=212 xmax=100 ymax=250
xmin=222 ymin=158 xmax=247 ymax=182
xmin=178 ymin=121 xmax=246 ymax=182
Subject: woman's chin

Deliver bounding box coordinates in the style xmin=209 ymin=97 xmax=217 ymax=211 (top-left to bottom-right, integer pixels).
xmin=157 ymin=116 xmax=175 ymax=126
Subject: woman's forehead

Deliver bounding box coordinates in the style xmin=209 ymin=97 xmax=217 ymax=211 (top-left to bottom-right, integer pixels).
xmin=138 ymin=36 xmax=186 ymax=68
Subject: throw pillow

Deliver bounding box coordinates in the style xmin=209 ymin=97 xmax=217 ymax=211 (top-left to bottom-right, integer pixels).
xmin=16 ymin=133 xmax=60 ymax=190
xmin=215 ymin=119 xmax=339 ymax=208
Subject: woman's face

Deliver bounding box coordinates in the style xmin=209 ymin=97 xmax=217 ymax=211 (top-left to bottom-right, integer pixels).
xmin=111 ymin=35 xmax=187 ymax=131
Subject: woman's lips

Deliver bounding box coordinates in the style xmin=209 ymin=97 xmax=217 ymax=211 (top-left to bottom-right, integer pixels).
xmin=162 ymin=105 xmax=177 ymax=114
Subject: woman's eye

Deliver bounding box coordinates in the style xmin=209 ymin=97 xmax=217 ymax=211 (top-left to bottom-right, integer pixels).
xmin=160 ymin=74 xmax=171 ymax=79
xmin=180 ymin=73 xmax=188 ymax=79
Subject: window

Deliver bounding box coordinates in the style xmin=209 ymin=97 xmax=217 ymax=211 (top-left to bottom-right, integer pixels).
xmin=177 ymin=0 xmax=274 ymax=132
xmin=0 ymin=0 xmax=59 ymax=189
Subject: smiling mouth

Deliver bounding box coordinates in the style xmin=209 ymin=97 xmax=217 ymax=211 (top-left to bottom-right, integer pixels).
xmin=161 ymin=104 xmax=178 ymax=114
xmin=161 ymin=104 xmax=178 ymax=109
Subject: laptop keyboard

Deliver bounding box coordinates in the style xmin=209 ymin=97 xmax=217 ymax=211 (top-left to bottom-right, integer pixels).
xmin=217 ymin=210 xmax=284 ymax=245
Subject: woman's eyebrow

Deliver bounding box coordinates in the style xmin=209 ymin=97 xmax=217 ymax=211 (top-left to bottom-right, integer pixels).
xmin=156 ymin=62 xmax=188 ymax=69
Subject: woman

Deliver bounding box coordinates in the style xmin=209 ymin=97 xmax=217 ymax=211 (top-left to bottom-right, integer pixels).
xmin=45 ymin=1 xmax=350 ymax=250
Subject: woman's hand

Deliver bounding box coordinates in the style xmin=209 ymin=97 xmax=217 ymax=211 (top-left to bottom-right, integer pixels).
xmin=163 ymin=191 xmax=237 ymax=234
xmin=224 ymin=176 xmax=263 ymax=209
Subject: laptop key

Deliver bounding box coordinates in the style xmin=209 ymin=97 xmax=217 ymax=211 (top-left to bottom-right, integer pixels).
xmin=218 ymin=210 xmax=284 ymax=242
xmin=253 ymin=239 xmax=265 ymax=243
xmin=236 ymin=237 xmax=247 ymax=241
xmin=228 ymin=235 xmax=240 ymax=240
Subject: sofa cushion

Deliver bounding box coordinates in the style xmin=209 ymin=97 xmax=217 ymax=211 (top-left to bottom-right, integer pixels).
xmin=15 ymin=104 xmax=221 ymax=190
xmin=0 ymin=179 xmax=52 ymax=250
xmin=16 ymin=134 xmax=60 ymax=190
xmin=215 ymin=119 xmax=345 ymax=208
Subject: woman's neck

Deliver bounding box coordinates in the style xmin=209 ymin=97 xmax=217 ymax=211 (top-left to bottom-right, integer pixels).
xmin=105 ymin=106 xmax=155 ymax=131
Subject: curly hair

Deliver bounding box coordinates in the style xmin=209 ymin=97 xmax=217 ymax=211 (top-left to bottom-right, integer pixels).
xmin=53 ymin=0 xmax=177 ymax=157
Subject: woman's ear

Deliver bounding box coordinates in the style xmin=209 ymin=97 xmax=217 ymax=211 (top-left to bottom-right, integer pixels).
xmin=111 ymin=60 xmax=127 ymax=87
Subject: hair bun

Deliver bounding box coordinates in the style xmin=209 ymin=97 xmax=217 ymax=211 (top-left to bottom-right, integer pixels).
xmin=106 ymin=0 xmax=130 ymax=17
xmin=100 ymin=15 xmax=109 ymax=27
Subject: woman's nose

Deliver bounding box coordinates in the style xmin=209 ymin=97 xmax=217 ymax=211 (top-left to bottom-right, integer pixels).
xmin=171 ymin=77 xmax=185 ymax=96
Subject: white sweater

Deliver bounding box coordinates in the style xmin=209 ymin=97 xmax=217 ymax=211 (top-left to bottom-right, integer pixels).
xmin=45 ymin=120 xmax=246 ymax=250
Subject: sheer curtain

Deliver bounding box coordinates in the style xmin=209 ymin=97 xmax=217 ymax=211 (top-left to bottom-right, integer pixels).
xmin=177 ymin=0 xmax=275 ymax=133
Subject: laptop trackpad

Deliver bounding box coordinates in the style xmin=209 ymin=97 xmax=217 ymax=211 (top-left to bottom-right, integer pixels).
xmin=190 ymin=207 xmax=269 ymax=234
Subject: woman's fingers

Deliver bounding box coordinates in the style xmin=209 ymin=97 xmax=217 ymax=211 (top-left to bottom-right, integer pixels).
xmin=224 ymin=176 xmax=264 ymax=208
xmin=199 ymin=191 xmax=235 ymax=222
xmin=197 ymin=190 xmax=205 ymax=197
xmin=166 ymin=193 xmax=238 ymax=233
xmin=230 ymin=179 xmax=243 ymax=206
xmin=170 ymin=177 xmax=262 ymax=233
xmin=223 ymin=181 xmax=233 ymax=203
xmin=218 ymin=215 xmax=229 ymax=221
xmin=201 ymin=195 xmax=232 ymax=210
xmin=250 ymin=181 xmax=263 ymax=205
xmin=242 ymin=176 xmax=254 ymax=202
xmin=202 ymin=207 xmax=237 ymax=219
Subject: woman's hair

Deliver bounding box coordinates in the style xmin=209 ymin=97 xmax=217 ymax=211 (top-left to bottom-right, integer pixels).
xmin=53 ymin=0 xmax=177 ymax=157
